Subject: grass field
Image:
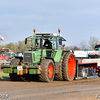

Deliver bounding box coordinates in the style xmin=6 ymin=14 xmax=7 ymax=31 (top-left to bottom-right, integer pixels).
xmin=0 ymin=73 xmax=9 ymax=76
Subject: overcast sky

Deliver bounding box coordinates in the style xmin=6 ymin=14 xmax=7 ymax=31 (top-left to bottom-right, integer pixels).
xmin=0 ymin=0 xmax=100 ymax=47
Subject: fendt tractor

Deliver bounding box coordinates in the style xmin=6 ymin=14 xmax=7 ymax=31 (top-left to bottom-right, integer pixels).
xmin=1 ymin=29 xmax=100 ymax=82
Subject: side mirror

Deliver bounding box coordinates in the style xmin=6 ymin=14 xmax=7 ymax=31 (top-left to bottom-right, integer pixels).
xmin=25 ymin=38 xmax=27 ymax=44
xmin=59 ymin=38 xmax=62 ymax=45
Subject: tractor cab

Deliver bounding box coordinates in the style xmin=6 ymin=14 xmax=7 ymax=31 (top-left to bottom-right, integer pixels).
xmin=25 ymin=32 xmax=66 ymax=51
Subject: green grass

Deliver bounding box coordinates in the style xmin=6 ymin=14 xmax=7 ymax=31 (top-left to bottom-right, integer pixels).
xmin=0 ymin=73 xmax=9 ymax=76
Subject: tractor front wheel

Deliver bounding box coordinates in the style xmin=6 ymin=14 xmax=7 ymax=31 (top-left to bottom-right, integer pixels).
xmin=10 ymin=58 xmax=22 ymax=81
xmin=9 ymin=73 xmax=23 ymax=81
xmin=39 ymin=59 xmax=55 ymax=82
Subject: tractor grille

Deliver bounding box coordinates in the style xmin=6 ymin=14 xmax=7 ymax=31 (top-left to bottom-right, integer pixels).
xmin=24 ymin=53 xmax=32 ymax=62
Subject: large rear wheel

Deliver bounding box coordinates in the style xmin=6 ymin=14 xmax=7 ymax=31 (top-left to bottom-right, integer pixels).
xmin=54 ymin=52 xmax=66 ymax=81
xmin=39 ymin=59 xmax=55 ymax=82
xmin=62 ymin=52 xmax=76 ymax=81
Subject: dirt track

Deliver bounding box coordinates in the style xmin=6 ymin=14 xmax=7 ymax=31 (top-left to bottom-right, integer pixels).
xmin=0 ymin=77 xmax=100 ymax=100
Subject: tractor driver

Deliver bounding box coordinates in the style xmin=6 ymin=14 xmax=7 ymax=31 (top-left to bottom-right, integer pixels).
xmin=43 ymin=39 xmax=52 ymax=49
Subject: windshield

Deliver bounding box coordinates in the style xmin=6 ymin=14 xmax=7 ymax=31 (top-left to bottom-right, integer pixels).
xmin=26 ymin=37 xmax=52 ymax=50
xmin=26 ymin=35 xmax=65 ymax=50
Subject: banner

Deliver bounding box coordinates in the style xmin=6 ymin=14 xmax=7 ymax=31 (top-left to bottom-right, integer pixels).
xmin=0 ymin=35 xmax=4 ymax=41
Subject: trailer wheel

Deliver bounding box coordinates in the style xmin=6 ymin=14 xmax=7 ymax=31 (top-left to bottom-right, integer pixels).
xmin=39 ymin=59 xmax=55 ymax=82
xmin=78 ymin=67 xmax=87 ymax=78
xmin=55 ymin=52 xmax=66 ymax=81
xmin=62 ymin=52 xmax=76 ymax=81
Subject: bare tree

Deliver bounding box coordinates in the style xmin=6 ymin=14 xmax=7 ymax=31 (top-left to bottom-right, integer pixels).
xmin=73 ymin=46 xmax=80 ymax=50
xmin=80 ymin=40 xmax=88 ymax=50
xmin=64 ymin=46 xmax=80 ymax=50
xmin=88 ymin=36 xmax=100 ymax=50
xmin=64 ymin=46 xmax=73 ymax=50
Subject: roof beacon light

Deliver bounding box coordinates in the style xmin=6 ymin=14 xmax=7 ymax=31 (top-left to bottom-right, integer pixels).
xmin=33 ymin=28 xmax=36 ymax=33
xmin=58 ymin=28 xmax=60 ymax=35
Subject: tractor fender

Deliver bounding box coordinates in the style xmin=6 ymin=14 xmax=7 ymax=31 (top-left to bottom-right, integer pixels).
xmin=62 ymin=50 xmax=73 ymax=56
xmin=45 ymin=57 xmax=55 ymax=63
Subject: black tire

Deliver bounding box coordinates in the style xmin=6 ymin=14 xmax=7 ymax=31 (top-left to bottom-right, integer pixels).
xmin=39 ymin=59 xmax=55 ymax=82
xmin=10 ymin=58 xmax=22 ymax=81
xmin=54 ymin=52 xmax=66 ymax=81
xmin=9 ymin=73 xmax=22 ymax=81
xmin=98 ymin=71 xmax=100 ymax=77
xmin=62 ymin=52 xmax=76 ymax=81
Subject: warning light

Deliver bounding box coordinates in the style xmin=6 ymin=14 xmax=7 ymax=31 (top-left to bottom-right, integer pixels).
xmin=33 ymin=28 xmax=36 ymax=33
xmin=58 ymin=28 xmax=60 ymax=32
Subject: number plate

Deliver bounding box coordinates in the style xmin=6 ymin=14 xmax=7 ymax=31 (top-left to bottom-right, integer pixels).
xmin=17 ymin=66 xmax=22 ymax=71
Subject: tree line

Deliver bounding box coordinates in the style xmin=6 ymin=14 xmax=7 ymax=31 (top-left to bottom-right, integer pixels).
xmin=0 ymin=36 xmax=99 ymax=53
xmin=0 ymin=40 xmax=30 ymax=53
xmin=65 ymin=36 xmax=100 ymax=50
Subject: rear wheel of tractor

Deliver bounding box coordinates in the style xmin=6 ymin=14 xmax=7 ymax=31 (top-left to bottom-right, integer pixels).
xmin=39 ymin=59 xmax=55 ymax=82
xmin=10 ymin=58 xmax=22 ymax=81
xmin=62 ymin=52 xmax=76 ymax=81
xmin=54 ymin=52 xmax=67 ymax=81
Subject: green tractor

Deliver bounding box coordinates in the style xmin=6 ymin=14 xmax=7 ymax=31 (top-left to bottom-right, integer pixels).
xmin=2 ymin=29 xmax=76 ymax=82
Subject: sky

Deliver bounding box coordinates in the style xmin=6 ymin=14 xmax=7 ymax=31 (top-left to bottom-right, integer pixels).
xmin=0 ymin=0 xmax=100 ymax=48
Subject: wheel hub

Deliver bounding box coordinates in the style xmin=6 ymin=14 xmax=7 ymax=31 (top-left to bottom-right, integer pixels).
xmin=48 ymin=69 xmax=51 ymax=74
